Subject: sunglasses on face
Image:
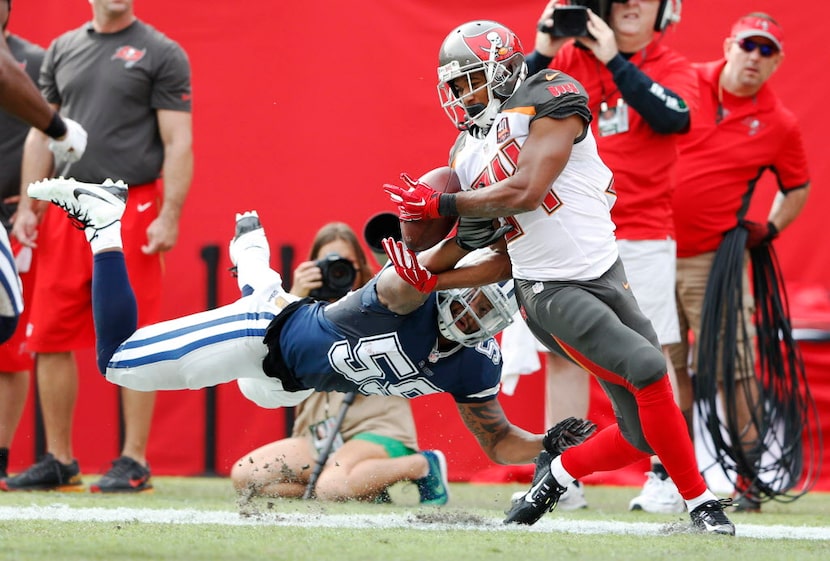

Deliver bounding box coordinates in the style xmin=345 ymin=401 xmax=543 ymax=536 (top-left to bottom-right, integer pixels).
xmin=737 ymin=38 xmax=778 ymax=58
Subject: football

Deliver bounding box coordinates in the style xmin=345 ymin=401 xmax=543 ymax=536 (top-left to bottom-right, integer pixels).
xmin=399 ymin=166 xmax=461 ymax=252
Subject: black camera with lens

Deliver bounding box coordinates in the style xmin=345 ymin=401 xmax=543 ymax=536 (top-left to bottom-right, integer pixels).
xmin=539 ymin=0 xmax=610 ymax=38
xmin=309 ymin=253 xmax=356 ymax=301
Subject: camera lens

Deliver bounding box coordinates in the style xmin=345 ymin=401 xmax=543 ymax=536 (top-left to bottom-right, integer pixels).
xmin=326 ymin=259 xmax=356 ymax=290
xmin=309 ymin=253 xmax=357 ymax=301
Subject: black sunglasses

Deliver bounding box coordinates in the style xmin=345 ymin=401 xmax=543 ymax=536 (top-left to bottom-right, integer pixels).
xmin=737 ymin=38 xmax=778 ymax=58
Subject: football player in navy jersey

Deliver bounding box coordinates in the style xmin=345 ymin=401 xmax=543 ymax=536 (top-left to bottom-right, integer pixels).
xmin=384 ymin=20 xmax=734 ymax=535
xmin=23 ymin=175 xmax=594 ymax=470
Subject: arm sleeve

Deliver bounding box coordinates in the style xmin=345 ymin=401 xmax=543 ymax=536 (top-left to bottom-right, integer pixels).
xmin=606 ymin=54 xmax=690 ymax=134
xmin=525 ymin=50 xmax=553 ymax=76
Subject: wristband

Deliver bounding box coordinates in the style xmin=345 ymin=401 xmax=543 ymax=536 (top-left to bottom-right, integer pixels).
xmin=766 ymin=221 xmax=779 ymax=241
xmin=438 ymin=193 xmax=458 ymax=217
xmin=44 ymin=112 xmax=68 ymax=140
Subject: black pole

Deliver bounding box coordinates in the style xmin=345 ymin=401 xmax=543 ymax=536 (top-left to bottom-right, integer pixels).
xmin=279 ymin=244 xmax=296 ymax=436
xmin=303 ymin=391 xmax=356 ymax=499
xmin=200 ymin=244 xmax=220 ymax=475
xmin=33 ymin=356 xmax=45 ymax=460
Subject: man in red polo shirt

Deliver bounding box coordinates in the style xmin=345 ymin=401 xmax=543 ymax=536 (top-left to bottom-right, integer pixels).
xmin=672 ymin=12 xmax=810 ymax=513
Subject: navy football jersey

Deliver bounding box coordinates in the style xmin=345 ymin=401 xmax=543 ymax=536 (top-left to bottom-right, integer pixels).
xmin=278 ymin=275 xmax=503 ymax=403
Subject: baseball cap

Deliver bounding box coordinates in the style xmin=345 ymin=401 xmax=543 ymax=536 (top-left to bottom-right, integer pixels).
xmin=731 ymin=14 xmax=784 ymax=53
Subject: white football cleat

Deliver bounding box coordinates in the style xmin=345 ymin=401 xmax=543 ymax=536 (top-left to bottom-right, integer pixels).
xmin=27 ymin=177 xmax=127 ymax=240
xmin=228 ymin=210 xmax=270 ymax=268
xmin=629 ymin=471 xmax=686 ymax=514
xmin=557 ymin=480 xmax=589 ymax=511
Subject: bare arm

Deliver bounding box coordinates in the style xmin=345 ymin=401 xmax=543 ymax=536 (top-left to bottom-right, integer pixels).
xmin=375 ymin=238 xmax=466 ymax=315
xmin=12 ymin=123 xmax=56 ymax=247
xmin=142 ymin=108 xmax=193 ymax=254
xmin=768 ymin=185 xmax=810 ymax=233
xmin=453 ymin=115 xmax=585 ymax=217
xmin=457 ymin=399 xmax=542 ymax=465
xmin=434 ymin=246 xmax=512 ymax=290
xmin=376 ymin=237 xmax=512 ymax=313
xmin=0 ymin=38 xmax=57 ymax=132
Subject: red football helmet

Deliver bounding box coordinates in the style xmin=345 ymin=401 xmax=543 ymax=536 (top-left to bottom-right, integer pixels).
xmin=437 ymin=20 xmax=526 ymax=133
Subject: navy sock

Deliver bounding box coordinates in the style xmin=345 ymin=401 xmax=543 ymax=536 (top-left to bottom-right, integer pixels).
xmin=92 ymin=251 xmax=137 ymax=374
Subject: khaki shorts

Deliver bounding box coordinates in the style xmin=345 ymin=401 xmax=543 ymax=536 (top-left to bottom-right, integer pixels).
xmin=670 ymin=251 xmax=756 ymax=380
xmin=618 ymin=238 xmax=680 ymax=346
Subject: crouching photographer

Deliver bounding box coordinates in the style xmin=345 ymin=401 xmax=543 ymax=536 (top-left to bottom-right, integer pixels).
xmin=232 ymin=221 xmax=451 ymax=504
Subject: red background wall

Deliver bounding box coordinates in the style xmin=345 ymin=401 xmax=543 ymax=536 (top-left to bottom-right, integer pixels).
xmin=7 ymin=1 xmax=829 ymax=487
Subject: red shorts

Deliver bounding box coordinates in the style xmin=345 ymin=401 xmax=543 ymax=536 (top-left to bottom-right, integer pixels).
xmin=0 ymin=237 xmax=35 ymax=372
xmin=26 ymin=182 xmax=164 ymax=353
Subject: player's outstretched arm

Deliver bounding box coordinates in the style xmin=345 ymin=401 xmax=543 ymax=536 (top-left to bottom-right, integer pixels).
xmin=375 ymin=238 xmax=434 ymax=315
xmin=377 ymin=233 xmax=512 ymax=316
xmin=456 ymin=399 xmax=542 ymax=465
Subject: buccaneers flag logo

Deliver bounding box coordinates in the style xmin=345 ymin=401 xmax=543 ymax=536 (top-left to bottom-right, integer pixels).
xmin=111 ymin=46 xmax=146 ymax=68
xmin=462 ymin=28 xmax=515 ymax=62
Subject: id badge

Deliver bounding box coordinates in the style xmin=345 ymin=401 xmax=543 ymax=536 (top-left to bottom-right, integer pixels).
xmin=310 ymin=416 xmax=345 ymax=455
xmin=597 ymin=99 xmax=630 ymax=137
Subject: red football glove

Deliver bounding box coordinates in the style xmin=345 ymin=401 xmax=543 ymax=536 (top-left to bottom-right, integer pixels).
xmin=383 ymin=173 xmax=444 ymax=222
xmin=381 ymin=237 xmax=438 ymax=293
xmin=741 ymin=220 xmax=779 ymax=248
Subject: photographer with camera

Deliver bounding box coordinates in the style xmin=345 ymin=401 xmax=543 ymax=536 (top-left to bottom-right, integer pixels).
xmin=231 ymin=221 xmax=450 ymax=504
xmin=288 ymin=224 xmax=370 ymax=302
xmin=499 ymin=0 xmax=698 ymax=512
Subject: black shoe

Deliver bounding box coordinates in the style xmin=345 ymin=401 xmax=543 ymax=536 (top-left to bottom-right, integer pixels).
xmin=732 ymin=480 xmax=763 ymax=513
xmin=689 ymin=499 xmax=736 ymax=535
xmin=732 ymin=492 xmax=762 ymax=513
xmin=503 ymin=450 xmax=566 ymax=525
xmin=89 ymin=456 xmax=153 ymax=493
xmin=0 ymin=453 xmax=83 ymax=492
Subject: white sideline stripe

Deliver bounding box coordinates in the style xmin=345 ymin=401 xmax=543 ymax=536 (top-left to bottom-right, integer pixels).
xmin=0 ymin=505 xmax=828 ymax=540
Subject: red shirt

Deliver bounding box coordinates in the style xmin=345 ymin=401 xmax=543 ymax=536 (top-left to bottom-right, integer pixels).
xmin=553 ymin=41 xmax=698 ymax=240
xmin=673 ymin=60 xmax=810 ymax=258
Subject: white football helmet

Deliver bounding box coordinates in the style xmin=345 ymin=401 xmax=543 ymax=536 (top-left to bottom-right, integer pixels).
xmin=437 ymin=20 xmax=526 ymax=133
xmin=436 ymin=279 xmax=518 ymax=347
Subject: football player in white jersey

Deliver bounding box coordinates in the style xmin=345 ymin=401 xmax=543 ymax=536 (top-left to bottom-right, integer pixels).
xmin=384 ymin=19 xmax=734 ymax=536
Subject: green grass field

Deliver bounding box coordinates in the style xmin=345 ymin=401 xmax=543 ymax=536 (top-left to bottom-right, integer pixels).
xmin=0 ymin=477 xmax=828 ymax=561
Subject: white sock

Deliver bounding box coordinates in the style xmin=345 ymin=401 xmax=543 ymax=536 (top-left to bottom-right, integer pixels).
xmin=88 ymin=222 xmax=123 ymax=253
xmin=549 ymin=455 xmax=575 ymax=487
xmin=685 ymin=490 xmax=719 ymax=512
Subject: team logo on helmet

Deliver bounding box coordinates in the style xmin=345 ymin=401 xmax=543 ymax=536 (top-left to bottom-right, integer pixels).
xmin=111 ymin=45 xmax=146 ymax=68
xmin=462 ymin=28 xmax=514 ymax=62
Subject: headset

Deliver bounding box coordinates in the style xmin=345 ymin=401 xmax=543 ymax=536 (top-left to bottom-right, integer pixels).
xmin=654 ymin=0 xmax=682 ymax=32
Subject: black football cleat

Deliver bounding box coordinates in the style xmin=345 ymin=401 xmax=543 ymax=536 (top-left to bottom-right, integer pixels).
xmin=504 ymin=450 xmax=567 ymax=525
xmin=690 ymin=499 xmax=736 ymax=536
